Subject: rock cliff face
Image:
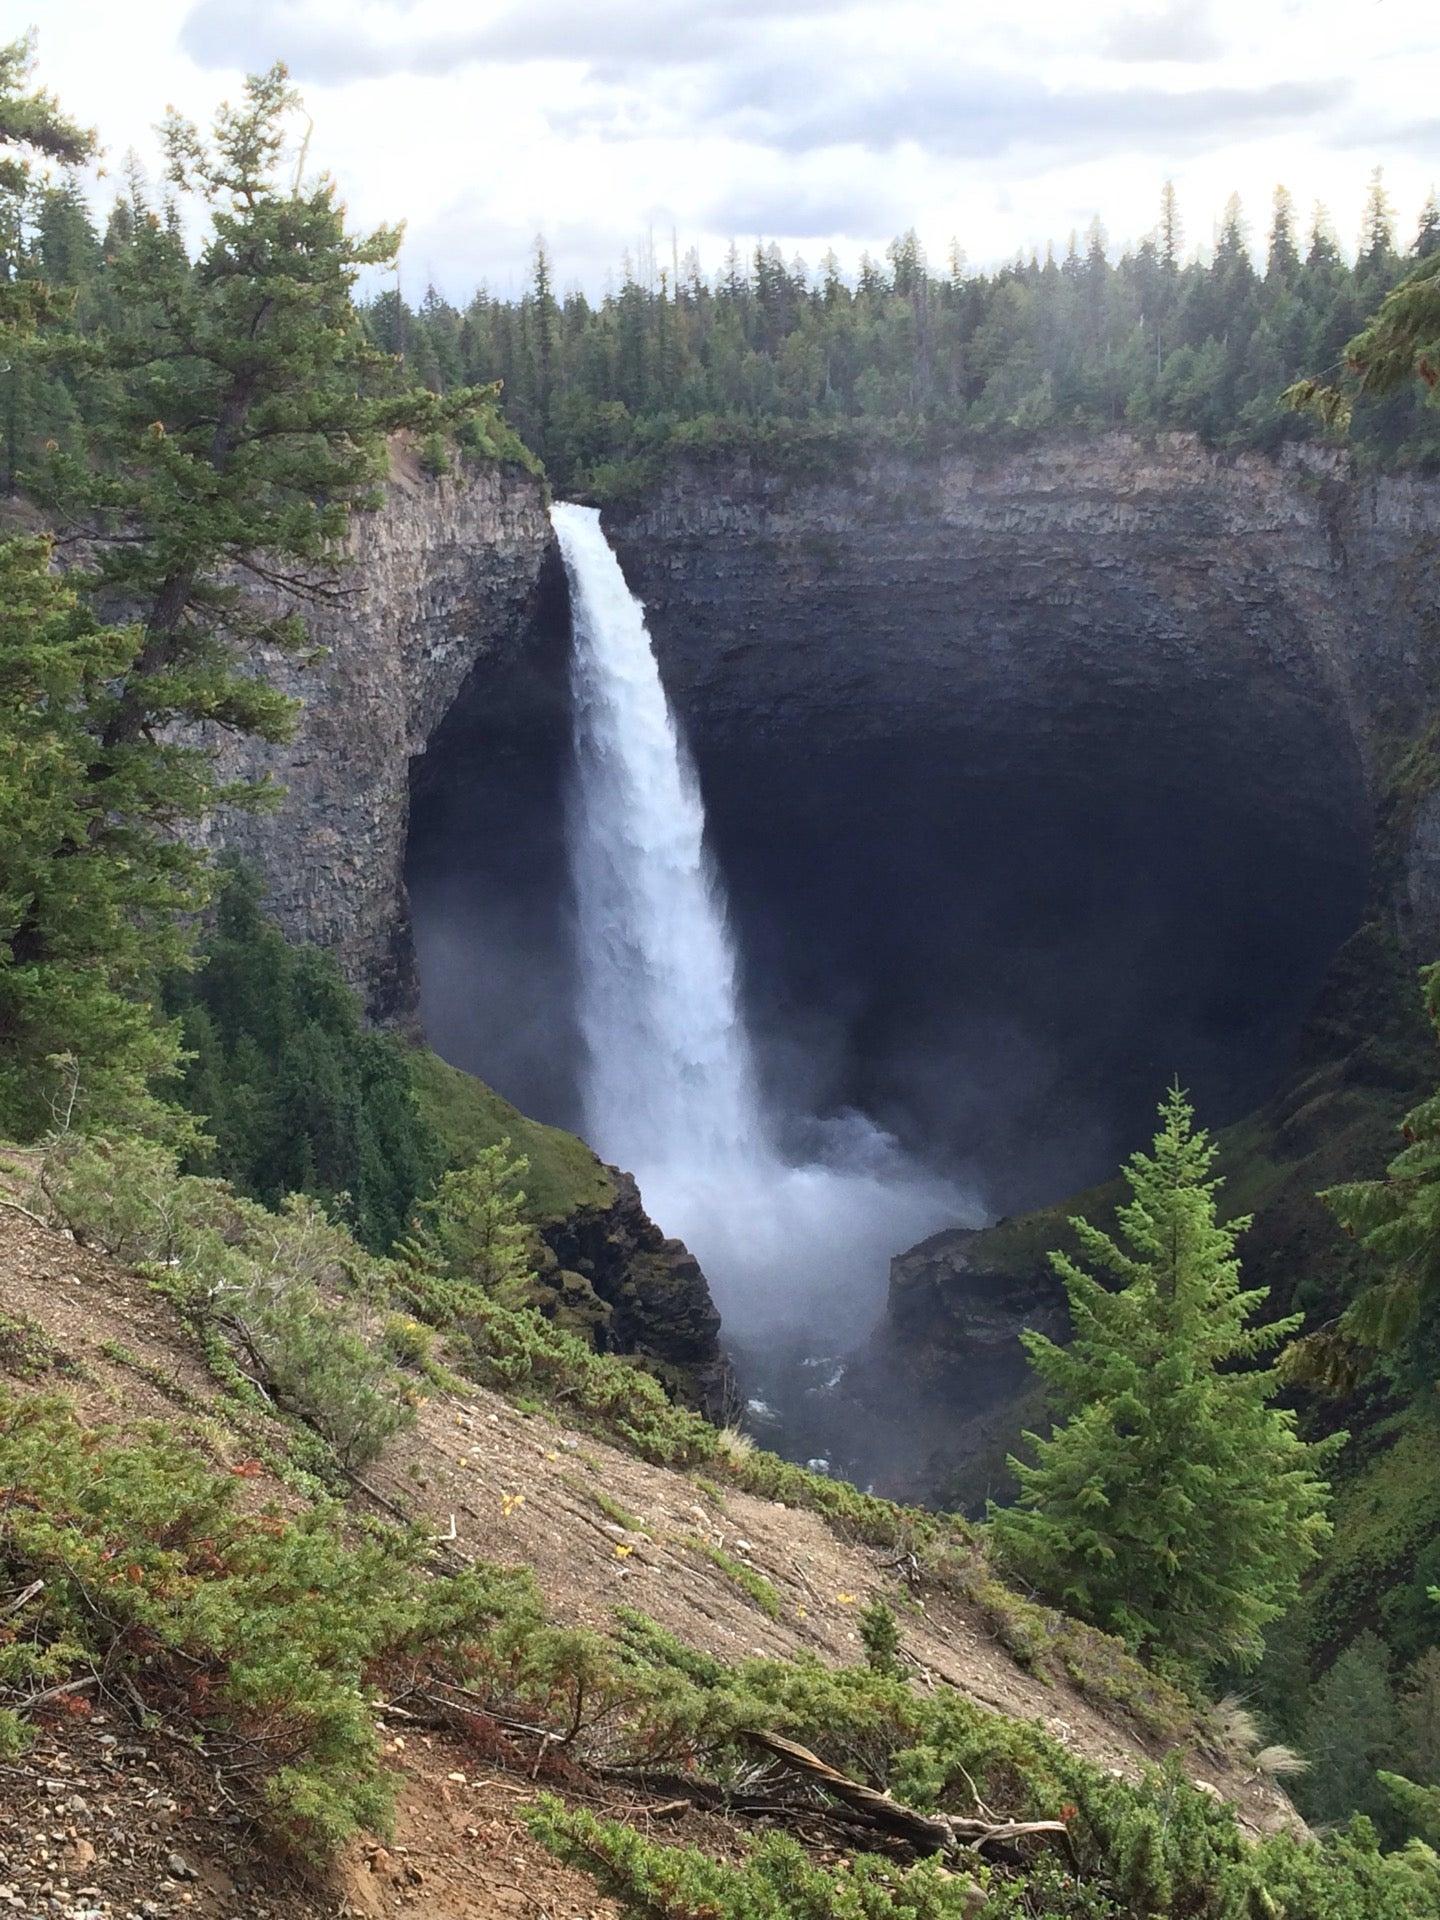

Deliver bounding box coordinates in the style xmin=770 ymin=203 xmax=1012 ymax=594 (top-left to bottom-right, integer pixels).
xmin=596 ymin=433 xmax=1440 ymax=1443
xmin=206 ymin=452 xmax=728 ymax=1402
xmin=599 ymin=436 xmax=1437 ymax=1203
xmin=606 ymin=432 xmax=1439 ymax=842
xmin=207 ymin=451 xmax=556 ymax=1018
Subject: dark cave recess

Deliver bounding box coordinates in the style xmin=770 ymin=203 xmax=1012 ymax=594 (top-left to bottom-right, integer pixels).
xmin=406 ymin=573 xmax=1368 ymax=1216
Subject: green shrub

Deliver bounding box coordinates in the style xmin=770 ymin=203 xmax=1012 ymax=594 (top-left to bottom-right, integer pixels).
xmin=688 ymin=1537 xmax=782 ymax=1620
xmin=0 ymin=1392 xmax=535 ymax=1854
xmin=417 ymin=429 xmax=451 ymax=477
xmin=527 ymin=1805 xmax=990 ymax=1919
xmin=44 ymin=1135 xmax=412 ymax=1469
xmin=860 ymin=1597 xmax=903 ymax=1676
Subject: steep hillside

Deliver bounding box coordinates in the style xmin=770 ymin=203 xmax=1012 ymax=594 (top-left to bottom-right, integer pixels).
xmin=0 ymin=1191 xmax=1325 ymax=1920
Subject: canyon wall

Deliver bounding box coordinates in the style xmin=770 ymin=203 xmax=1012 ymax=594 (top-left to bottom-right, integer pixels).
xmin=599 ymin=433 xmax=1440 ymax=1461
xmin=232 ymin=431 xmax=1440 ymax=1037
xmin=205 ymin=449 xmax=555 ymax=1018
xmin=605 ymin=432 xmax=1440 ymax=860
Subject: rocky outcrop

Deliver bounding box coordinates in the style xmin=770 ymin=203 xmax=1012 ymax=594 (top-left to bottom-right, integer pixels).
xmin=606 ymin=433 xmax=1440 ymax=862
xmin=539 ymin=1172 xmax=729 ymax=1411
xmin=206 ymin=448 xmax=555 ymax=1017
xmin=887 ymin=1219 xmax=1072 ymax=1391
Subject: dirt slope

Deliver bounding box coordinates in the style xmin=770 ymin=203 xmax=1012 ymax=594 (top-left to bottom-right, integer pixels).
xmin=0 ymin=1210 xmax=1300 ymax=1915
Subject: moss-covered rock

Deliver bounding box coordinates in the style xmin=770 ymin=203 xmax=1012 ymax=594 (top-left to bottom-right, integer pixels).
xmin=409 ymin=1048 xmax=726 ymax=1409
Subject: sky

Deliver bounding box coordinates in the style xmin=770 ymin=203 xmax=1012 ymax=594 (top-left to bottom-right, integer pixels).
xmin=6 ymin=0 xmax=1438 ymax=301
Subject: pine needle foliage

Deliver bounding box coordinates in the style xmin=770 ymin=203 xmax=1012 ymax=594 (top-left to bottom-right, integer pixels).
xmin=990 ymin=1088 xmax=1339 ymax=1675
xmin=1286 ymin=250 xmax=1440 ymax=431
xmin=170 ymin=868 xmax=442 ymax=1251
xmin=1 ymin=61 xmax=494 ymax=1140
xmin=0 ymin=541 xmax=189 ymax=1135
xmin=1321 ymin=962 xmax=1440 ymax=1360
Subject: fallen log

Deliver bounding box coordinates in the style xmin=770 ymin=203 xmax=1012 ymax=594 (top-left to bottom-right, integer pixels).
xmin=746 ymin=1728 xmax=1073 ymax=1861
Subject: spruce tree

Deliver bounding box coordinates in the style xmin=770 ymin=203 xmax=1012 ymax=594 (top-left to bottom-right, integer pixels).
xmin=2 ymin=62 xmax=484 ymax=1134
xmin=1320 ymin=964 xmax=1440 ymax=1355
xmin=1299 ymin=1632 xmax=1401 ymax=1829
xmin=990 ymin=1087 xmax=1337 ymax=1674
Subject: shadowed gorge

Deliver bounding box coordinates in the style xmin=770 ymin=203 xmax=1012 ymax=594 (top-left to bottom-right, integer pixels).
xmin=408 ymin=440 xmax=1379 ymax=1241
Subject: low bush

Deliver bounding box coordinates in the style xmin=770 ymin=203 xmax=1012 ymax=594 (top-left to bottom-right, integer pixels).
xmin=0 ymin=1393 xmax=536 ymax=1853
xmin=43 ymin=1135 xmax=412 ymax=1469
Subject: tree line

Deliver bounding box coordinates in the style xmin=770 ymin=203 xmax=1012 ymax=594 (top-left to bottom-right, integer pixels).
xmin=361 ymin=173 xmax=1440 ymax=492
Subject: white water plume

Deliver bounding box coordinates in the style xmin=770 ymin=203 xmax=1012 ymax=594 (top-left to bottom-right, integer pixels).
xmin=554 ymin=501 xmax=971 ymax=1340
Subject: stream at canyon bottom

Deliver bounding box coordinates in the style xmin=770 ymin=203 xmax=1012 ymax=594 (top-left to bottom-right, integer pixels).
xmin=552 ymin=501 xmax=974 ymax=1463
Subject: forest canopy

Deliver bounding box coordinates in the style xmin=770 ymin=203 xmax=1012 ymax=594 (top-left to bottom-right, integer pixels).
xmin=357 ymin=175 xmax=1440 ymax=494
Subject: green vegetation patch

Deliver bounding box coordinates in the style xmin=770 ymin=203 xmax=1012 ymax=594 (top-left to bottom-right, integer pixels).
xmin=0 ymin=1308 xmax=73 ymax=1381
xmin=688 ymin=1536 xmax=782 ymax=1619
xmin=409 ymin=1048 xmax=615 ymax=1222
xmin=0 ymin=1390 xmax=541 ymax=1854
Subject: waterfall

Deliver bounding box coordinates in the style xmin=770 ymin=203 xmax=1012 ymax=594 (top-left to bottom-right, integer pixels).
xmin=555 ymin=501 xmax=764 ymax=1175
xmin=553 ymin=501 xmax=970 ymax=1350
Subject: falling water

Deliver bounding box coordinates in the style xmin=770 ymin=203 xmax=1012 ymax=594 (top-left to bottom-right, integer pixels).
xmin=555 ymin=501 xmax=763 ymax=1173
xmin=553 ymin=501 xmax=971 ymax=1354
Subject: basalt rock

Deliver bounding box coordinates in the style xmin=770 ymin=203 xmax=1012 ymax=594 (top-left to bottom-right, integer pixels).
xmin=205 ymin=448 xmax=555 ymax=1019
xmin=539 ymin=1171 xmax=730 ymax=1413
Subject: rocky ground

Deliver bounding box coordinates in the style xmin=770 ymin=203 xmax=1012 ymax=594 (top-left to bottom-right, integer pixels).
xmin=0 ymin=1203 xmax=1301 ymax=1914
xmin=0 ymin=1711 xmax=621 ymax=1920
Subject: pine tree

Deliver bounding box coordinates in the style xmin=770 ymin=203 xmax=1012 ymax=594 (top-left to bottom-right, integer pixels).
xmin=1359 ymin=165 xmax=1398 ymax=281
xmin=168 ymin=870 xmax=440 ymax=1250
xmin=989 ymin=1087 xmax=1338 ymax=1674
xmin=1416 ymin=191 xmax=1440 ymax=262
xmin=398 ymin=1144 xmax=536 ymax=1308
xmin=1158 ymin=179 xmax=1182 ymax=272
xmin=1399 ymin=1648 xmax=1440 ymax=1784
xmin=1266 ymin=185 xmax=1300 ymax=286
xmin=1299 ymin=1633 xmax=1401 ymax=1828
xmin=3 ymin=64 xmax=484 ymax=1134
xmin=0 ymin=540 xmax=179 ymax=1135
xmin=0 ymin=34 xmax=91 ymax=339
xmin=1320 ymin=965 xmax=1440 ymax=1351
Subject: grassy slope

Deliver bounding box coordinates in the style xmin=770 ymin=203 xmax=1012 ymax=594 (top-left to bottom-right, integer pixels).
xmin=408 ymin=1047 xmax=615 ymax=1222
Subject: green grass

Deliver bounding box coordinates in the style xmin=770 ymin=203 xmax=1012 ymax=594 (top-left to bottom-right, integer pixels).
xmin=408 ymin=1049 xmax=615 ymax=1222
xmin=591 ymin=1486 xmax=647 ymax=1532
xmin=688 ymin=1537 xmax=783 ymax=1619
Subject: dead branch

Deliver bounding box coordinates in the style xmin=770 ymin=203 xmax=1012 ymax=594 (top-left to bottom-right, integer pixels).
xmin=1 ymin=1579 xmax=44 ymax=1619
xmin=746 ymin=1729 xmax=1072 ymax=1861
xmin=0 ymin=1196 xmax=49 ymax=1229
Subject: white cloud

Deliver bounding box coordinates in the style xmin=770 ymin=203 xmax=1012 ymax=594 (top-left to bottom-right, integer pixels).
xmin=11 ymin=0 xmax=1438 ymax=298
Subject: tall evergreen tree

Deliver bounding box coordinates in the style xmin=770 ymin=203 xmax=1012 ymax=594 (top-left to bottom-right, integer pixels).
xmin=1318 ymin=965 xmax=1440 ymax=1356
xmin=1266 ymin=184 xmax=1301 ymax=285
xmin=990 ymin=1088 xmax=1337 ymax=1674
xmin=1299 ymin=1633 xmax=1402 ymax=1830
xmin=1158 ymin=179 xmax=1182 ymax=272
xmin=3 ymin=61 xmax=484 ymax=1135
xmin=1359 ymin=165 xmax=1399 ymax=281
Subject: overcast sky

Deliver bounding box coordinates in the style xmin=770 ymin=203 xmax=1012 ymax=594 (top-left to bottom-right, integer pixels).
xmin=8 ymin=0 xmax=1438 ymax=300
